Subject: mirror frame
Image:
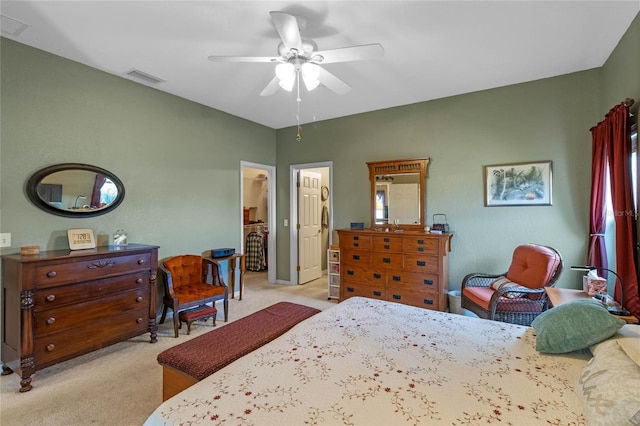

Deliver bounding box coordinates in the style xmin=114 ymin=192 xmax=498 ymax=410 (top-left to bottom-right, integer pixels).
xmin=26 ymin=163 xmax=125 ymax=218
xmin=368 ymin=158 xmax=429 ymax=230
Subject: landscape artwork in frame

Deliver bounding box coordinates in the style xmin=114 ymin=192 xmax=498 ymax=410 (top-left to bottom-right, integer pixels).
xmin=484 ymin=161 xmax=552 ymax=206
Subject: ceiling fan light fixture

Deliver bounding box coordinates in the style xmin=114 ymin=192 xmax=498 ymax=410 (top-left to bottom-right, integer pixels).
xmin=301 ymin=63 xmax=320 ymax=91
xmin=275 ymin=63 xmax=295 ymax=91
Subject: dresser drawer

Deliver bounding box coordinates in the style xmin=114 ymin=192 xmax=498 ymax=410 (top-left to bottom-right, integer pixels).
xmin=342 ymin=249 xmax=371 ymax=266
xmin=33 ymin=272 xmax=148 ymax=310
xmin=33 ymin=286 xmax=149 ymax=336
xmin=403 ymin=237 xmax=439 ymax=255
xmin=372 ymin=236 xmax=403 ymax=252
xmin=403 ymin=254 xmax=440 ymax=274
xmin=371 ymin=252 xmax=403 ymax=269
xmin=34 ymin=307 xmax=149 ymax=368
xmin=387 ymin=270 xmax=438 ymax=290
xmin=35 ymin=253 xmax=152 ymax=288
xmin=342 ymin=283 xmax=386 ymax=300
xmin=387 ymin=288 xmax=440 ymax=310
xmin=340 ymin=234 xmax=372 ymax=250
xmin=342 ymin=264 xmax=386 ymax=285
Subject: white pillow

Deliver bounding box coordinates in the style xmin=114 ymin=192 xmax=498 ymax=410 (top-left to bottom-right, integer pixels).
xmin=576 ymin=336 xmax=640 ymax=426
xmin=590 ymin=324 xmax=640 ymax=366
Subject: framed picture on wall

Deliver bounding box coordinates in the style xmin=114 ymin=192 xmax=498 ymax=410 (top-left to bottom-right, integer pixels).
xmin=484 ymin=161 xmax=552 ymax=206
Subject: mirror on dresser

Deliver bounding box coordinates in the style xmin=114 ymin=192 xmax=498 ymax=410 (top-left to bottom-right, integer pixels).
xmin=26 ymin=163 xmax=125 ymax=218
xmin=367 ymin=158 xmax=429 ymax=230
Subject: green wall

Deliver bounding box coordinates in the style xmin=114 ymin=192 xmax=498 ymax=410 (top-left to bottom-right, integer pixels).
xmin=275 ymin=13 xmax=639 ymax=289
xmin=1 ymin=12 xmax=638 ymax=291
xmin=0 ymin=38 xmax=276 ymax=260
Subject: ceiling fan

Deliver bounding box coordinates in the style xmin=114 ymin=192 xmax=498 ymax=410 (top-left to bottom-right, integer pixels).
xmin=208 ymin=11 xmax=384 ymax=97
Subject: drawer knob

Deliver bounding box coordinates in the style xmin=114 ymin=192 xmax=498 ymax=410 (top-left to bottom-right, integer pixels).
xmin=353 ymin=255 xmax=360 ymax=260
xmin=136 ymin=278 xmax=143 ymax=284
xmin=417 ymin=239 xmax=425 ymax=244
xmin=347 ymin=270 xmax=355 ymax=276
xmin=418 ymin=247 xmax=425 ymax=252
xmin=392 ymin=275 xmax=401 ymax=282
xmin=384 ymin=245 xmax=390 ymax=249
xmin=423 ymin=299 xmax=434 ymax=305
xmin=136 ymin=296 xmax=143 ymax=303
xmin=354 ymin=243 xmax=359 ymax=247
xmin=137 ymin=259 xmax=145 ymax=265
xmin=45 ymin=343 xmax=56 ymax=352
xmin=416 ymin=261 xmax=426 ymax=267
xmin=423 ymin=279 xmax=434 ymax=285
xmin=46 ymin=317 xmax=56 ymax=325
xmin=392 ymin=294 xmax=401 ymax=300
xmin=373 ymin=291 xmax=382 ymax=296
xmin=382 ymin=258 xmax=391 ymax=263
xmin=383 ymin=238 xmax=390 ymax=242
xmin=46 ymin=271 xmax=57 ymax=278
xmin=136 ymin=317 xmax=143 ymax=324
xmin=347 ymin=287 xmax=355 ymax=293
xmin=45 ymin=294 xmax=56 ymax=302
xmin=373 ymin=273 xmax=382 ymax=279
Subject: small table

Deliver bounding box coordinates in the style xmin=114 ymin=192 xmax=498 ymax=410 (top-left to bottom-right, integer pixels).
xmin=212 ymin=253 xmax=245 ymax=300
xmin=545 ymin=287 xmax=638 ymax=324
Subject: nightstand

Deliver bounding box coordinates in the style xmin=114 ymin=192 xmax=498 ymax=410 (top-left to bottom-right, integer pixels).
xmin=545 ymin=287 xmax=638 ymax=324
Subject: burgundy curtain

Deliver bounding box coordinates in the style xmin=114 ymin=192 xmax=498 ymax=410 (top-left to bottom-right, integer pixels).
xmin=587 ymin=121 xmax=609 ymax=271
xmin=91 ymin=173 xmax=107 ymax=208
xmin=589 ymin=102 xmax=639 ymax=318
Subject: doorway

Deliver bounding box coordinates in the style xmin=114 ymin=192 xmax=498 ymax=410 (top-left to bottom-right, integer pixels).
xmin=241 ymin=161 xmax=276 ymax=284
xmin=289 ymin=162 xmax=332 ymax=285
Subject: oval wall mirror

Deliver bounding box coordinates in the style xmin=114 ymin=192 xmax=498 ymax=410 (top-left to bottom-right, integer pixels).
xmin=26 ymin=163 xmax=125 ymax=218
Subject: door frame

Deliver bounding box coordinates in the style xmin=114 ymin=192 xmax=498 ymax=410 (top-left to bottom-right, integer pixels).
xmin=289 ymin=161 xmax=333 ymax=285
xmin=240 ymin=161 xmax=276 ymax=284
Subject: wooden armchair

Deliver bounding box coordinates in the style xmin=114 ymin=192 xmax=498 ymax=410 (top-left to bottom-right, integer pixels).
xmin=159 ymin=255 xmax=228 ymax=337
xmin=461 ymin=244 xmax=563 ymax=326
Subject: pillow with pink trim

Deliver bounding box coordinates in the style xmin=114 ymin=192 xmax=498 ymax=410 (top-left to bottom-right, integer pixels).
xmin=490 ymin=276 xmax=525 ymax=298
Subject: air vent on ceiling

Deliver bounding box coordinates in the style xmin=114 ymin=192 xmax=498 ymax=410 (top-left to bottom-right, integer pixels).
xmin=1 ymin=14 xmax=28 ymax=36
xmin=125 ymin=69 xmax=165 ymax=85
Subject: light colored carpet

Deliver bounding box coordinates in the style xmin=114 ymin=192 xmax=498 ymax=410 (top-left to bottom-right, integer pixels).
xmin=0 ymin=272 xmax=336 ymax=426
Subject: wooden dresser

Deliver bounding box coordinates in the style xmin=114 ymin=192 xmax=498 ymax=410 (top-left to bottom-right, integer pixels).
xmin=1 ymin=244 xmax=159 ymax=392
xmin=337 ymin=229 xmax=452 ymax=311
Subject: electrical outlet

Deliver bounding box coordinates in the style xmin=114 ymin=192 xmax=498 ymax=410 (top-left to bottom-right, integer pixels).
xmin=0 ymin=233 xmax=11 ymax=247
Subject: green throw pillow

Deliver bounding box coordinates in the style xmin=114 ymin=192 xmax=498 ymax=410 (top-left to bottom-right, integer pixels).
xmin=531 ymin=299 xmax=625 ymax=354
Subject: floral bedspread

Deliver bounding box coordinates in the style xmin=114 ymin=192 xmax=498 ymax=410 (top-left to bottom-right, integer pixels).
xmin=144 ymin=297 xmax=590 ymax=425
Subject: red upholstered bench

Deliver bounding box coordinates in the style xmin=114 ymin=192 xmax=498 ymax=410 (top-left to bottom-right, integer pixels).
xmin=178 ymin=305 xmax=217 ymax=335
xmin=157 ymin=301 xmax=321 ymax=400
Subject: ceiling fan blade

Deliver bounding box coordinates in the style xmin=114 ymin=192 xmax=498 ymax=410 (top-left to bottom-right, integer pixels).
xmin=259 ymin=76 xmax=281 ymax=97
xmin=270 ymin=11 xmax=304 ymax=53
xmin=317 ymin=67 xmax=351 ymax=95
xmin=208 ymin=56 xmax=278 ymax=63
xmin=314 ymin=43 xmax=384 ymax=64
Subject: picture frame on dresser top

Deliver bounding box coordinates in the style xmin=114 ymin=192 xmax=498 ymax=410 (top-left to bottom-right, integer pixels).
xmin=67 ymin=228 xmax=96 ymax=250
xmin=1 ymin=244 xmax=159 ymax=392
xmin=484 ymin=160 xmax=552 ymax=206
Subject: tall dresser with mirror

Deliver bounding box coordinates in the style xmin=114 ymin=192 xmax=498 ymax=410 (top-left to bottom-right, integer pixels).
xmin=338 ymin=158 xmax=453 ymax=311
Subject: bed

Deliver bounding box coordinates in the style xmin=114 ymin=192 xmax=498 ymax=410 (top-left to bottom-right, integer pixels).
xmin=144 ymin=296 xmax=639 ymax=425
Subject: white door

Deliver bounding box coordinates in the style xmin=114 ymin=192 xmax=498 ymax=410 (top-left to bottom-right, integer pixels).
xmin=298 ymin=170 xmax=322 ymax=284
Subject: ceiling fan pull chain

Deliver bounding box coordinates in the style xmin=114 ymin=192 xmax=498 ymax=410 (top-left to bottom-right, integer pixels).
xmin=296 ymin=69 xmax=302 ymax=142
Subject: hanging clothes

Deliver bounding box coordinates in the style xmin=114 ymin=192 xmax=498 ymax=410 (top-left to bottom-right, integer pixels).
xmin=321 ymin=205 xmax=329 ymax=229
xmin=246 ymin=231 xmax=265 ymax=271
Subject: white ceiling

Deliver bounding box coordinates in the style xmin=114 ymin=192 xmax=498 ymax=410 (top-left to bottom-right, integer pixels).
xmin=1 ymin=1 xmax=638 ymax=129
